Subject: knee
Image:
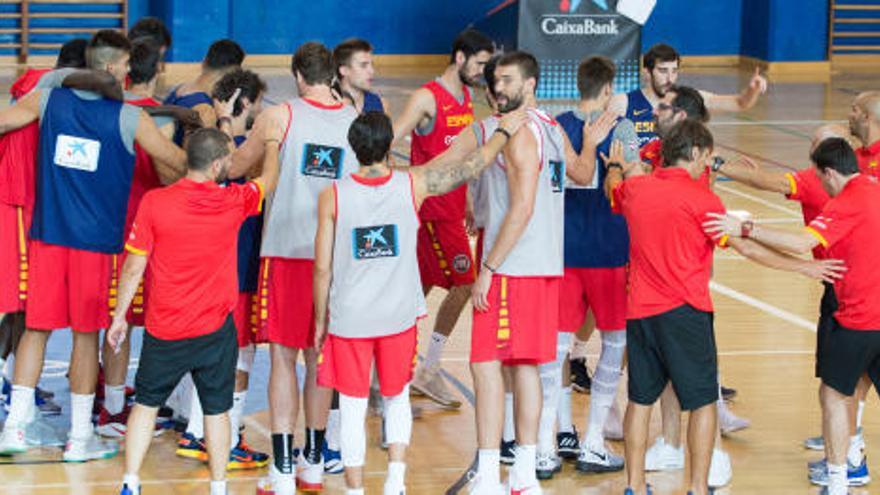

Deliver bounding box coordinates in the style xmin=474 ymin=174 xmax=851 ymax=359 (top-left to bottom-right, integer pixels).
xmin=383 ymin=386 xmax=412 ymax=446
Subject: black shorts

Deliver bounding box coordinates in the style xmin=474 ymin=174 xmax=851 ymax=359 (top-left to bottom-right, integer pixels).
xmin=627 ymin=304 xmax=718 ymax=411
xmin=820 ymin=318 xmax=880 ymax=397
xmin=135 ymin=314 xmax=238 ymax=415
xmin=815 ymin=282 xmax=838 ymax=378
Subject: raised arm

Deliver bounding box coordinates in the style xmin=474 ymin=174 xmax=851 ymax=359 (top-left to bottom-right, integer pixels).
xmin=392 ymin=87 xmax=434 ymax=145
xmin=253 ymin=131 xmax=282 ymax=194
xmin=717 ymin=156 xmax=791 ymax=194
xmin=135 ymin=110 xmax=187 ymax=182
xmin=229 ymin=104 xmax=288 ymax=179
xmin=0 ymin=90 xmax=41 ymax=135
xmin=312 ymin=185 xmax=336 ymax=351
xmin=702 ymin=67 xmax=768 ymax=113
xmin=562 ymin=110 xmax=614 ymax=185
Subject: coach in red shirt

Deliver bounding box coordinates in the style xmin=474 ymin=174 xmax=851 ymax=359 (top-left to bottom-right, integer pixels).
xmin=107 ymin=127 xmax=280 ymax=495
xmin=704 ymin=137 xmax=878 ymax=495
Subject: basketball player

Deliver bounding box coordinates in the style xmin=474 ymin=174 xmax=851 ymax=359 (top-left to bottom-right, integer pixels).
xmin=333 ymin=38 xmax=388 ymax=113
xmin=392 ymin=29 xmax=494 ymax=409
xmin=0 ymin=30 xmax=186 ymax=461
xmin=314 ymin=109 xmax=525 ymax=495
xmin=549 ymin=56 xmax=639 ymax=478
xmin=704 ymin=137 xmax=874 ymax=495
xmin=229 ymin=42 xmax=359 ymax=494
xmin=174 ymin=69 xmax=270 ymax=470
xmin=164 ymin=39 xmax=244 ymax=129
xmin=849 ymin=91 xmax=880 ymax=177
xmin=466 ymin=50 xmax=566 ymax=495
xmin=109 ymin=125 xmax=280 ymax=495
xmin=127 ymin=16 xmax=171 ymax=67
xmin=610 ymin=120 xmax=842 ymax=495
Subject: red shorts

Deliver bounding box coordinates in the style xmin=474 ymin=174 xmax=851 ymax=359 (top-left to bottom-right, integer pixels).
xmin=256 ymin=258 xmax=315 ymax=349
xmin=417 ymin=220 xmax=476 ymax=289
xmin=471 ymin=275 xmax=559 ymax=365
xmin=109 ymin=252 xmax=149 ymax=327
xmin=317 ymin=326 xmax=417 ymax=398
xmin=234 ymin=291 xmax=260 ymax=347
xmin=26 ymin=240 xmax=112 ymax=332
xmin=0 ymin=203 xmax=30 ymax=313
xmin=559 ymin=267 xmax=627 ymax=332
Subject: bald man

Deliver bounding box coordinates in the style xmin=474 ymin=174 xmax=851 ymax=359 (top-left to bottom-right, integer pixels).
xmin=849 ymin=91 xmax=880 ymax=177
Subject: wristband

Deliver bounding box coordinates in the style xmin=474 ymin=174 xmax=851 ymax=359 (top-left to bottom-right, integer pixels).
xmin=494 ymin=127 xmax=511 ymax=140
xmin=607 ymin=161 xmax=623 ymax=171
xmin=482 ymin=261 xmax=497 ymax=273
xmin=217 ymin=116 xmax=232 ymax=127
xmin=741 ymin=219 xmax=755 ymax=239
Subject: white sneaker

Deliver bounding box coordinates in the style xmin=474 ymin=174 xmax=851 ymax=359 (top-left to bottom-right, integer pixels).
xmin=575 ymin=444 xmax=625 ymax=473
xmin=467 ymin=476 xmax=505 ymax=495
xmin=535 ymin=451 xmax=562 ymax=480
xmin=383 ymin=481 xmax=406 ymax=495
xmin=296 ymin=452 xmax=324 ymax=492
xmin=504 ymin=480 xmax=543 ymax=494
xmin=604 ymin=401 xmax=624 ymax=441
xmin=708 ymin=448 xmax=732 ymax=488
xmin=719 ymin=403 xmax=751 ymax=435
xmin=0 ymin=423 xmax=27 ymax=455
xmin=256 ymin=464 xmax=296 ymax=495
xmin=644 ymin=437 xmax=684 ymax=471
xmin=62 ymin=433 xmax=118 ymax=462
xmin=411 ymin=366 xmax=462 ymax=409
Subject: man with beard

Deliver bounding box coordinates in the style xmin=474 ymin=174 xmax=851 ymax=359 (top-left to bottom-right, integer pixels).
xmin=393 ymin=29 xmax=493 ymax=409
xmin=468 ymin=50 xmax=566 ymax=495
xmin=849 ymin=91 xmax=880 ymax=177
xmin=108 ymin=125 xmax=280 ymax=495
xmin=333 ymin=38 xmax=388 ymax=114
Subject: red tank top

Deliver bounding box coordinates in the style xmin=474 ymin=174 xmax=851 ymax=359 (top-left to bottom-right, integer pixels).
xmin=124 ymin=96 xmax=163 ymax=238
xmin=0 ymin=68 xmax=50 ymax=209
xmin=410 ymin=80 xmax=474 ymax=220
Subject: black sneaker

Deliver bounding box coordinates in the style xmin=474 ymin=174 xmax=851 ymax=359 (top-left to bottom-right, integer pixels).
xmin=500 ymin=439 xmax=516 ymax=465
xmin=557 ymin=427 xmax=580 ymax=460
xmin=720 ymin=385 xmax=737 ymax=400
xmin=570 ymin=357 xmax=591 ymax=394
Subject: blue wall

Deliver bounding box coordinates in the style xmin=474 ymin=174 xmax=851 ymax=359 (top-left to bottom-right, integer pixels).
xmin=127 ymin=0 xmax=829 ymax=63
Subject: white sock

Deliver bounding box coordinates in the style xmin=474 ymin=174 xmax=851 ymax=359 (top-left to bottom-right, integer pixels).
xmin=104 ymin=384 xmax=126 ymax=415
xmin=570 ymin=336 xmax=589 ymax=360
xmin=327 ymin=408 xmax=341 ymax=450
xmin=557 ymin=386 xmax=573 ymax=434
xmin=229 ymin=391 xmax=246 ymax=447
xmin=7 ymin=385 xmax=35 ymax=427
xmin=423 ymin=332 xmax=448 ymax=371
xmin=538 ymin=360 xmax=561 ymax=455
xmin=477 ymin=449 xmax=500 ymax=486
xmin=70 ymin=393 xmax=96 ymax=439
xmin=848 ymin=434 xmax=864 ymax=465
xmin=512 ymin=444 xmax=537 ymax=488
xmin=186 ymin=393 xmax=205 ymax=439
xmin=827 ymin=463 xmax=847 ymax=495
xmin=346 ymin=490 xmax=365 ymax=495
xmin=209 ymin=480 xmax=226 ymax=495
xmin=857 ymin=400 xmax=865 ymax=429
xmin=502 ymin=393 xmax=515 ymax=442
xmin=123 ymin=473 xmax=139 ymax=488
xmin=386 ymin=461 xmax=406 ymax=488
xmin=585 ymin=330 xmax=625 ymax=450
xmin=0 ymin=357 xmax=6 ymax=377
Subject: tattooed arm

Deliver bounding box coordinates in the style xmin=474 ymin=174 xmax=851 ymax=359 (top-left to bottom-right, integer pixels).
xmin=410 ymin=109 xmax=528 ymax=207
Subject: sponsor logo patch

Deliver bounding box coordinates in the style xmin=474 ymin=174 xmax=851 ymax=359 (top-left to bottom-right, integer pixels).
xmin=301 ymin=143 xmax=344 ymax=179
xmin=54 ymin=134 xmax=101 ymax=172
xmin=353 ymin=224 xmax=398 ymax=259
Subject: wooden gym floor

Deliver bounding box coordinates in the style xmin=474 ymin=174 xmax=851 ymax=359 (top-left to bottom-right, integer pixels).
xmin=0 ymin=62 xmax=878 ymax=494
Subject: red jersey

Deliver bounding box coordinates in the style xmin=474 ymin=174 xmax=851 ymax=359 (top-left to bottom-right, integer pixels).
xmin=410 ymin=80 xmax=474 ymax=221
xmin=856 ymin=139 xmax=880 ymax=178
xmin=126 ymin=178 xmax=264 ymax=340
xmin=124 ymin=95 xmax=163 ymax=239
xmin=785 ymin=167 xmax=830 ymax=259
xmin=0 ymin=68 xmax=50 ymax=209
xmin=611 ymin=167 xmax=727 ymax=319
xmin=806 ymin=175 xmax=880 ymax=330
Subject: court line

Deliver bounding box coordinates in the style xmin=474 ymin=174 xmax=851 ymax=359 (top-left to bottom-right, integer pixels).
xmin=713 ymin=119 xmax=845 ymax=126
xmin=709 ymin=280 xmax=816 ymax=332
xmin=714 ymin=183 xmax=801 ymax=217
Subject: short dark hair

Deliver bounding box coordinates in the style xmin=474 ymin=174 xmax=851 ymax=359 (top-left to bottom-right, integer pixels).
xmin=577 ymin=56 xmax=615 ymax=100
xmin=670 ymin=85 xmax=709 ymax=123
xmin=292 ymin=42 xmax=335 ymax=86
xmin=643 ymin=43 xmax=680 ymax=71
xmin=212 ymin=69 xmax=267 ymax=117
xmin=86 ymin=30 xmax=131 ymax=70
xmin=483 ymin=54 xmax=501 ymax=99
xmin=348 ymin=112 xmax=393 ymax=166
xmin=128 ymin=38 xmax=161 ymax=85
xmin=203 ymin=39 xmax=244 ymax=71
xmin=496 ymin=50 xmax=540 ymax=88
xmin=334 ymin=38 xmax=372 ymax=78
xmin=812 ymin=137 xmax=859 ymax=176
xmin=661 ymin=120 xmax=714 ymax=167
xmin=450 ymin=28 xmax=494 ymax=64
xmin=128 ymin=17 xmax=171 ymax=50
xmin=186 ymin=128 xmax=232 ymax=171
xmin=56 ymin=38 xmax=88 ymax=69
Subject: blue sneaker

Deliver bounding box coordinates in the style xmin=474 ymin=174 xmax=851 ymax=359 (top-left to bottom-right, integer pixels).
xmin=809 ymin=457 xmax=870 ymax=487
xmin=1 ymin=378 xmax=61 ymax=416
xmin=624 ymin=487 xmax=653 ymax=495
xmin=322 ymin=439 xmax=343 ymax=474
xmin=120 ymin=483 xmax=140 ymax=495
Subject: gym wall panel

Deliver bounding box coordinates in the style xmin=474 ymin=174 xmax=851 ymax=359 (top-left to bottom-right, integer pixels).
xmin=642 ymin=0 xmax=744 ymax=56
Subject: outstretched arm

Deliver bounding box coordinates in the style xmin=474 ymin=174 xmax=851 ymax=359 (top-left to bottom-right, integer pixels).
xmin=392 ymin=87 xmax=434 ymax=145
xmin=717 ymin=156 xmax=791 ymax=194
xmin=704 ymin=212 xmax=820 ymax=255
xmin=727 ymin=237 xmax=845 ymax=283
xmin=313 ymin=186 xmax=336 ymax=351
xmin=702 ymin=67 xmax=768 ymax=113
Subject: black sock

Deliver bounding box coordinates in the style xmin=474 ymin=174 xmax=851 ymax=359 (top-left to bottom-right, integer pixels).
xmin=272 ymin=433 xmax=294 ymax=474
xmin=303 ymin=428 xmax=326 ymax=464
xmin=331 ymin=390 xmax=340 ymax=410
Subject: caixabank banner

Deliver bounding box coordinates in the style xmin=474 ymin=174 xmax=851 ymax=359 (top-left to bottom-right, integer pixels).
xmin=519 ymin=0 xmax=641 ymax=99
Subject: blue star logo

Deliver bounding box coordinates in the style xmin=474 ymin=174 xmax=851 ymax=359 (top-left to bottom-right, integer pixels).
xmin=313 ymin=148 xmax=334 ymax=167
xmin=364 ymin=227 xmax=387 ymax=247
xmin=69 ymin=140 xmax=87 ymax=158
xmin=591 ymin=0 xmax=607 ymax=10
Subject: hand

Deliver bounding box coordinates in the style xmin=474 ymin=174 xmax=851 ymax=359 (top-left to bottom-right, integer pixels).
xmin=498 ymin=109 xmax=529 ymax=137
xmin=314 ymin=322 xmax=328 ymax=353
xmin=702 ymin=212 xmax=744 ymax=240
xmin=749 ymin=67 xmax=768 ymax=95
xmin=107 ymin=317 xmax=128 ymax=354
xmin=600 ymin=139 xmax=626 ymax=168
xmin=471 ymin=268 xmax=493 ymax=312
xmin=584 ymin=110 xmax=616 ymax=148
xmin=214 ymin=87 xmax=241 ymax=121
xmin=465 ymin=204 xmax=477 ymax=236
xmin=798 ymin=258 xmax=847 ymax=284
